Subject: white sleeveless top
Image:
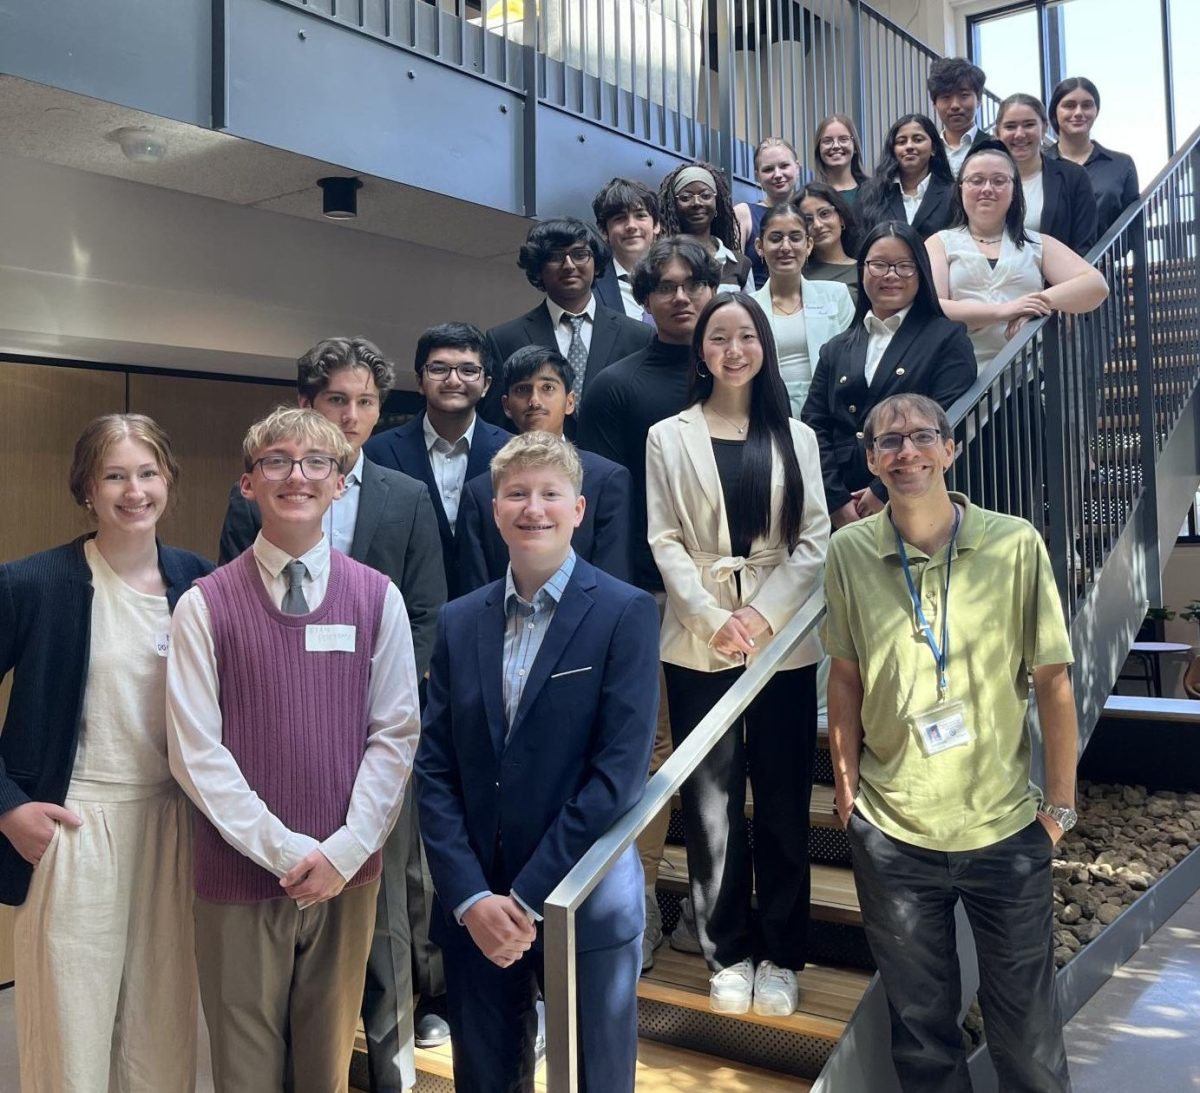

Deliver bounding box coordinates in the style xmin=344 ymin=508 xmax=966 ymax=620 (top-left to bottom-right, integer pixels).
xmin=937 ymin=226 xmax=1044 ymax=372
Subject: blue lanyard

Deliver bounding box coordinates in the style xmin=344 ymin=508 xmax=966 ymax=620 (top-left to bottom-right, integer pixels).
xmin=893 ymin=508 xmax=961 ymax=697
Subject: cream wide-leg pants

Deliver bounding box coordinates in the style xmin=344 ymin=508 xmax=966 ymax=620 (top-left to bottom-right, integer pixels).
xmin=13 ymin=782 xmax=198 ymax=1093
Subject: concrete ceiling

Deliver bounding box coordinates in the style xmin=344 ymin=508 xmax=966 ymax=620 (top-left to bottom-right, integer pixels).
xmin=0 ymin=74 xmax=531 ymax=262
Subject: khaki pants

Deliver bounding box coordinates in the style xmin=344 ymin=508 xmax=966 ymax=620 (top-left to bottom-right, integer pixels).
xmin=195 ymin=879 xmax=378 ymax=1093
xmin=14 ymin=783 xmax=198 ymax=1093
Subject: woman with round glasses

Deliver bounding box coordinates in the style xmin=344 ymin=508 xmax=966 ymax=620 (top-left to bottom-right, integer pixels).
xmin=995 ymin=93 xmax=1098 ymax=255
xmin=1047 ymin=77 xmax=1139 ymax=236
xmin=856 ymin=114 xmax=956 ymax=239
xmin=736 ymin=137 xmax=802 ymax=288
xmin=812 ymin=115 xmax=869 ymax=205
xmin=646 ymin=292 xmax=829 ymax=1020
xmin=797 ymin=183 xmax=862 ymax=302
xmin=660 ymin=162 xmax=753 ymax=290
xmin=751 ymin=200 xmax=855 ymax=415
xmin=0 ymin=414 xmax=211 ymax=1091
xmin=801 ymin=221 xmax=976 ymax=527
xmin=926 ymin=141 xmax=1108 ymax=373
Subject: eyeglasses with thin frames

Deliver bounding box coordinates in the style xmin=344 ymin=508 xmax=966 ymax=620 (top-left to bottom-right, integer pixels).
xmin=253 ymin=454 xmax=339 ymax=481
xmin=864 ymin=259 xmax=918 ymax=279
xmin=871 ymin=428 xmax=943 ymax=452
xmin=423 ymin=363 xmax=485 ymax=382
xmin=650 ymin=279 xmax=711 ymax=300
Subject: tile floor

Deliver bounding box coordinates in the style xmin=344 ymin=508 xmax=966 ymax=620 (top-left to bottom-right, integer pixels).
xmin=1 ymin=893 xmax=1198 ymax=1090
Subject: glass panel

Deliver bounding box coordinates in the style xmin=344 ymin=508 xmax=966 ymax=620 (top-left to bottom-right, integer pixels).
xmin=970 ymin=6 xmax=1042 ymax=103
xmin=1170 ymin=1 xmax=1200 ymax=147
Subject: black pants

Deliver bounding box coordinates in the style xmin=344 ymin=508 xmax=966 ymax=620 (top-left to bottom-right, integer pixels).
xmin=847 ymin=813 xmax=1072 ymax=1093
xmin=663 ymin=663 xmax=817 ymax=971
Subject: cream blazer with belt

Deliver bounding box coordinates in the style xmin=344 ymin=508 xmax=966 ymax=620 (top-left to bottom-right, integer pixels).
xmin=646 ymin=405 xmax=831 ymax=672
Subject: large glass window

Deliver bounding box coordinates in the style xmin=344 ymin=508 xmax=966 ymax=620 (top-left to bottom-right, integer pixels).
xmin=970 ymin=6 xmax=1043 ymax=103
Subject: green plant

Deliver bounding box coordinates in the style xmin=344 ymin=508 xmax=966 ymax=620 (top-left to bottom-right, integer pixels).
xmin=1146 ymin=606 xmax=1177 ymax=622
xmin=1179 ymin=601 xmax=1200 ymax=626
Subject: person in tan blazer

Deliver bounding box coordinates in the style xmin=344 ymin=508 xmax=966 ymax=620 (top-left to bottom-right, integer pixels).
xmin=646 ymin=293 xmax=830 ymax=1020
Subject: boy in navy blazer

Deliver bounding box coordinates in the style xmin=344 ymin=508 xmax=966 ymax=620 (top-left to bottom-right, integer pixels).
xmin=417 ymin=432 xmax=659 ymax=1092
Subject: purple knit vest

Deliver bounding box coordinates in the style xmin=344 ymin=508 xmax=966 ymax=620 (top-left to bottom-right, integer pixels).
xmin=192 ymin=549 xmax=389 ymax=902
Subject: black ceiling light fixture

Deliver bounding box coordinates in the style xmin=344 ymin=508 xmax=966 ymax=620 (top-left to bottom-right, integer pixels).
xmin=318 ymin=176 xmax=362 ymax=219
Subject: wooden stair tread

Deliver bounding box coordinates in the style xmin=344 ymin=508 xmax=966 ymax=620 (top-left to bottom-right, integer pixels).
xmin=659 ymin=845 xmax=862 ymax=925
xmin=640 ymin=946 xmax=869 ymax=1040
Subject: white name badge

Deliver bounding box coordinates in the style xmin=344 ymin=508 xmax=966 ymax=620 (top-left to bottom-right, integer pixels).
xmin=154 ymin=632 xmax=171 ymax=658
xmin=305 ymin=624 xmax=357 ymax=653
xmin=911 ymin=700 xmax=972 ymax=757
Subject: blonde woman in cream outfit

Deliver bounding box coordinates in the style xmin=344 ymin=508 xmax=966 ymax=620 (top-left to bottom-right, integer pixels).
xmin=647 ymin=293 xmax=829 ymax=1021
xmin=0 ymin=415 xmax=210 ymax=1092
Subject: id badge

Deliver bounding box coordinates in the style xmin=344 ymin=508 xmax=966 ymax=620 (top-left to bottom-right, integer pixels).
xmin=911 ymin=700 xmax=972 ymax=757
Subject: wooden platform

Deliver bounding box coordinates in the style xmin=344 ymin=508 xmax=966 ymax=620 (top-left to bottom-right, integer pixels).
xmin=659 ymin=846 xmax=862 ymax=926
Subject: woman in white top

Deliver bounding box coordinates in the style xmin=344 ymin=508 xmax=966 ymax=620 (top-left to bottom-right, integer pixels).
xmin=926 ymin=141 xmax=1108 ymax=372
xmin=646 ymin=293 xmax=829 ymax=1021
xmin=0 ymin=414 xmax=211 ymax=1092
xmin=751 ymin=200 xmax=854 ymax=415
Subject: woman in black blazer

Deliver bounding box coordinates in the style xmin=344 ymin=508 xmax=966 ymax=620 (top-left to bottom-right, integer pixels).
xmin=801 ymin=221 xmax=977 ymax=527
xmin=996 ymin=92 xmax=1099 ymax=255
xmin=856 ymin=114 xmax=956 ymax=240
xmin=0 ymin=415 xmax=212 ymax=1090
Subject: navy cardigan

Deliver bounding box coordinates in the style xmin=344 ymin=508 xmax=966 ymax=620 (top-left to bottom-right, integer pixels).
xmin=0 ymin=535 xmax=212 ymax=905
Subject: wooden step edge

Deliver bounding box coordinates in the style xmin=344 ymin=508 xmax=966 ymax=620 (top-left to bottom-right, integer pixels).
xmin=632 ymin=1037 xmax=815 ymax=1091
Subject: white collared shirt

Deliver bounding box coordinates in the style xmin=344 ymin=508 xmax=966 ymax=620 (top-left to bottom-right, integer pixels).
xmin=613 ymin=259 xmax=644 ymax=320
xmin=900 ymin=173 xmax=931 ymax=225
xmin=1023 ymin=170 xmax=1045 ymax=231
xmin=165 ymin=532 xmax=421 ymax=884
xmin=546 ymin=295 xmax=597 ymax=358
xmin=943 ymin=123 xmax=980 ymax=176
xmin=423 ymin=413 xmax=477 ymax=530
xmin=864 ymin=306 xmax=912 ymax=386
xmin=324 ymin=449 xmax=364 ymax=555
xmin=712 ymin=238 xmax=756 ymax=293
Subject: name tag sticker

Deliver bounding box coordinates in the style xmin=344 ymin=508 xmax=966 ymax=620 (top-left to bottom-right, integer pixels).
xmin=154 ymin=632 xmax=170 ymax=658
xmin=305 ymin=624 xmax=357 ymax=653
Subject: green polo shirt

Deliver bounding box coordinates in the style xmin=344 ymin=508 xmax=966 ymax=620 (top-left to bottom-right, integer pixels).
xmin=821 ymin=493 xmax=1074 ymax=852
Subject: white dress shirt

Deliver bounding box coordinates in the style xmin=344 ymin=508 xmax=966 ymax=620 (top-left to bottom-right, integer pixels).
xmin=864 ymin=306 xmax=912 ymax=386
xmin=613 ymin=259 xmax=643 ymax=320
xmin=324 ymin=448 xmax=364 ymax=555
xmin=547 ymin=295 xmax=597 ymax=357
xmin=166 ymin=532 xmax=420 ymax=883
xmin=423 ymin=413 xmax=477 ymax=530
xmin=1023 ymin=170 xmax=1045 ymax=232
xmin=900 ymin=174 xmax=931 ymax=225
xmin=713 ymin=239 xmax=756 ymax=293
xmin=943 ymin=123 xmax=980 ymax=176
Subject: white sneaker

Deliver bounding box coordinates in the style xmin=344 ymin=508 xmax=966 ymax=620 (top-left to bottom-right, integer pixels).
xmin=753 ymin=960 xmax=799 ymax=1016
xmin=709 ymin=958 xmax=754 ymax=1014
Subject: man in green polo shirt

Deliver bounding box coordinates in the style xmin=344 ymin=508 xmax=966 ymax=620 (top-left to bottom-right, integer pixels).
xmin=823 ymin=393 xmax=1078 ymax=1093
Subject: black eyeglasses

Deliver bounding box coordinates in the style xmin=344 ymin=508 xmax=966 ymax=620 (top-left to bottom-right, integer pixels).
xmin=864 ymin=259 xmax=918 ymax=279
xmin=650 ymin=279 xmax=710 ymax=300
xmin=544 ymin=247 xmax=594 ymax=267
xmin=423 ymin=363 xmax=485 ymax=382
xmin=253 ymin=455 xmax=339 ymax=481
xmin=871 ymin=428 xmax=942 ymax=452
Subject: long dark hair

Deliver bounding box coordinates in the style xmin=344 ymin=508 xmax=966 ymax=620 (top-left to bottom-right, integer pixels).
xmin=857 ymin=114 xmax=954 ymax=233
xmin=853 ymin=221 xmax=946 ymax=325
xmin=688 ymin=294 xmax=807 ymax=551
xmin=948 ymin=140 xmax=1032 ymax=249
xmin=659 ymin=161 xmax=743 ymax=251
xmin=798 ymin=181 xmax=862 ymax=259
xmin=1048 ymin=76 xmax=1102 ymax=136
xmin=813 ymin=114 xmax=870 ymax=187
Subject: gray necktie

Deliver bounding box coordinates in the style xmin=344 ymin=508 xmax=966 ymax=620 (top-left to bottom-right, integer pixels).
xmin=282 ymin=560 xmax=309 ymax=615
xmin=563 ymin=314 xmax=588 ymax=404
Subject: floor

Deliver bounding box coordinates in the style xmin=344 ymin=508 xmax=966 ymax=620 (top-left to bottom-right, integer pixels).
xmin=0 ymin=895 xmax=1198 ymax=1090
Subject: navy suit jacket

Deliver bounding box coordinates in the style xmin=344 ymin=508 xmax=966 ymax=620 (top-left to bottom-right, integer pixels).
xmin=416 ymin=558 xmax=659 ymax=952
xmin=455 ymin=450 xmax=633 ymax=593
xmin=363 ymin=412 xmax=511 ymax=597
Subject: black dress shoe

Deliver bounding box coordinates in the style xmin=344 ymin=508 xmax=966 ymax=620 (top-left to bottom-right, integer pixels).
xmin=414 ymin=1010 xmax=451 ymax=1049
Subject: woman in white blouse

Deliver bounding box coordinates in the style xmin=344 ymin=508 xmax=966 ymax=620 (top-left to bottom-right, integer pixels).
xmin=646 ymin=293 xmax=830 ymax=1021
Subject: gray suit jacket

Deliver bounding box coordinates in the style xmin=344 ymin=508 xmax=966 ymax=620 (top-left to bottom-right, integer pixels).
xmin=217 ymin=457 xmax=447 ymax=676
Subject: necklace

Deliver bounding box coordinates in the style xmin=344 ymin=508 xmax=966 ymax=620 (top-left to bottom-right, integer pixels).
xmin=706 ymin=405 xmax=748 ymax=435
xmin=971 ymin=233 xmax=1003 ymax=245
xmin=772 ymin=294 xmax=803 ymax=316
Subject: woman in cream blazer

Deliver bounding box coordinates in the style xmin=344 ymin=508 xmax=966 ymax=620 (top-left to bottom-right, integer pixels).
xmin=646 ymin=293 xmax=830 ymax=1019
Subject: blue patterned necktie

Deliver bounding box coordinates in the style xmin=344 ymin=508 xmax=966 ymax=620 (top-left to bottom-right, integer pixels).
xmin=562 ymin=313 xmax=588 ymax=405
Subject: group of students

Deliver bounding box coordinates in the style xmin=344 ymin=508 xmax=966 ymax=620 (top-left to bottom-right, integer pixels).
xmin=0 ymin=52 xmax=1108 ymax=1093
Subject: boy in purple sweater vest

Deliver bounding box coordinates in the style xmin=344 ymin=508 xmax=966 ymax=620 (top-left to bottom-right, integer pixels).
xmin=166 ymin=407 xmax=421 ymax=1093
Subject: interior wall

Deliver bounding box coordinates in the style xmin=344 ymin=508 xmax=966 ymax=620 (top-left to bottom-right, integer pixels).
xmin=1159 ymin=540 xmax=1200 ymax=698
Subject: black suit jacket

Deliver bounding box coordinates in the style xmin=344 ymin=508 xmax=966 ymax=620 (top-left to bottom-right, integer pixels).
xmin=455 ymin=450 xmax=633 ymax=593
xmin=859 ymin=175 xmax=956 ymax=239
xmin=362 ymin=413 xmax=511 ymax=598
xmin=801 ymin=312 xmax=977 ymax=511
xmin=1039 ymin=155 xmax=1099 ymax=256
xmin=217 ymin=456 xmax=447 ymax=675
xmin=480 ymin=299 xmax=654 ymax=432
xmin=592 ymin=264 xmax=624 ymax=313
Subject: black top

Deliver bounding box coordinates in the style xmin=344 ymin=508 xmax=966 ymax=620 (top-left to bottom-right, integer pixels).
xmin=577 ymin=338 xmax=693 ymax=590
xmin=1047 ymin=141 xmax=1139 ymax=238
xmin=1036 ymin=154 xmax=1099 ymax=255
xmin=856 ymin=175 xmax=956 ymax=240
xmin=711 ymin=438 xmax=752 ymax=558
xmin=805 ymin=261 xmax=860 ymax=305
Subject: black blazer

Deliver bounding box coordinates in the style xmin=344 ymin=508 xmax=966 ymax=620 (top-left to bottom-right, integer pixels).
xmin=480 ymin=299 xmax=654 ymax=432
xmin=1038 ymin=154 xmax=1099 ymax=256
xmin=363 ymin=412 xmax=512 ymax=598
xmin=455 ymin=449 xmax=634 ymax=593
xmin=0 ymin=536 xmax=212 ymax=905
xmin=592 ymin=263 xmax=624 ymax=313
xmin=801 ymin=312 xmax=977 ymax=512
xmin=217 ymin=457 xmax=447 ymax=675
xmin=857 ymin=174 xmax=956 ymax=239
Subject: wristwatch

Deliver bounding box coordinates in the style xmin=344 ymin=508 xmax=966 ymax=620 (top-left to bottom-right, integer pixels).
xmin=1038 ymin=804 xmax=1078 ymax=833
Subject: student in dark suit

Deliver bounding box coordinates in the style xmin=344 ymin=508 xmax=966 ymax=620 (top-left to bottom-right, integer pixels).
xmin=364 ymin=323 xmax=512 ymax=600
xmin=802 ymin=221 xmax=976 ymax=527
xmin=926 ymin=56 xmax=991 ymax=177
xmin=482 ymin=218 xmax=654 ymax=431
xmin=591 ymin=178 xmax=662 ymax=321
xmin=217 ymin=336 xmax=449 ymax=1089
xmin=457 ymin=346 xmax=632 ymax=593
xmin=855 ymin=114 xmax=956 ymax=240
xmin=417 ymin=432 xmax=659 ymax=1093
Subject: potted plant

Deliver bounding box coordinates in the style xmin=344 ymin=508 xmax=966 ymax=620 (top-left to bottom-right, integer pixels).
xmin=1179 ymin=601 xmax=1200 ymax=639
xmin=1138 ymin=605 xmax=1176 ymax=643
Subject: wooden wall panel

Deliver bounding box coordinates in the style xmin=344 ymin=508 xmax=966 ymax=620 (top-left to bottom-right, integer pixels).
xmin=128 ymin=374 xmax=290 ymax=560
